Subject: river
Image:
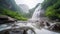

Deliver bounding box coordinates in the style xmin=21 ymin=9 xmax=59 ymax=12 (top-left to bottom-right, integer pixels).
xmin=0 ymin=21 xmax=60 ymax=34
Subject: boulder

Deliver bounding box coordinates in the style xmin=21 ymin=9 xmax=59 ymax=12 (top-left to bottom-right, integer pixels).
xmin=48 ymin=23 xmax=60 ymax=31
xmin=0 ymin=15 xmax=16 ymax=24
xmin=45 ymin=22 xmax=50 ymax=26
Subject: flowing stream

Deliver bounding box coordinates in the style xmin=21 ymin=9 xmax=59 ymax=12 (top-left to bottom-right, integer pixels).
xmin=0 ymin=5 xmax=60 ymax=34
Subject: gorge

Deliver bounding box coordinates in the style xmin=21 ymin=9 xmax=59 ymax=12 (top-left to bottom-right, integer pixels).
xmin=0 ymin=0 xmax=60 ymax=34
xmin=0 ymin=3 xmax=60 ymax=34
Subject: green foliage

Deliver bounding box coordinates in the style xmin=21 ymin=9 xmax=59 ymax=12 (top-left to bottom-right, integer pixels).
xmin=42 ymin=0 xmax=60 ymax=20
xmin=45 ymin=6 xmax=57 ymax=20
xmin=41 ymin=0 xmax=58 ymax=10
xmin=0 ymin=0 xmax=28 ymax=21
xmin=0 ymin=8 xmax=27 ymax=21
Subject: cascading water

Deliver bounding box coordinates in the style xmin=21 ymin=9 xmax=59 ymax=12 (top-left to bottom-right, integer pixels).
xmin=29 ymin=4 xmax=42 ymax=22
xmin=32 ymin=5 xmax=41 ymax=19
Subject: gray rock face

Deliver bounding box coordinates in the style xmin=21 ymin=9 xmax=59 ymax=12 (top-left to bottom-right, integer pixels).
xmin=0 ymin=15 xmax=16 ymax=24
xmin=19 ymin=4 xmax=29 ymax=13
xmin=0 ymin=0 xmax=17 ymax=11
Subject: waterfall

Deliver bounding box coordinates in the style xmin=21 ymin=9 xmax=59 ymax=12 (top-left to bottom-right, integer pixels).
xmin=29 ymin=4 xmax=42 ymax=22
xmin=32 ymin=5 xmax=41 ymax=19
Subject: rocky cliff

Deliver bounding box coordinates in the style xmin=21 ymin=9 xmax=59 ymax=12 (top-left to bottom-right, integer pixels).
xmin=0 ymin=0 xmax=18 ymax=11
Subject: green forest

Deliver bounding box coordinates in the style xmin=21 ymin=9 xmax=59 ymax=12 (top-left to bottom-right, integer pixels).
xmin=42 ymin=0 xmax=60 ymax=21
xmin=0 ymin=0 xmax=28 ymax=21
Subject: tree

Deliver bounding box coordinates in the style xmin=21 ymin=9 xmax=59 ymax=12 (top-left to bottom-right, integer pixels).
xmin=45 ymin=0 xmax=60 ymax=20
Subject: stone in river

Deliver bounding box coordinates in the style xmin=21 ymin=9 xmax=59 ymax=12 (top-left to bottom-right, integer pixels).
xmin=48 ymin=23 xmax=60 ymax=32
xmin=0 ymin=15 xmax=16 ymax=24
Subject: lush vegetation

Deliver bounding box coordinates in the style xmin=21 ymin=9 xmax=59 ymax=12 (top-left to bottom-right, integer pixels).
xmin=0 ymin=0 xmax=28 ymax=21
xmin=0 ymin=8 xmax=27 ymax=21
xmin=42 ymin=0 xmax=60 ymax=20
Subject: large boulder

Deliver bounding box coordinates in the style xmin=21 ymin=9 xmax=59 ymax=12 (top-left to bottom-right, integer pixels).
xmin=0 ymin=15 xmax=16 ymax=24
xmin=48 ymin=23 xmax=60 ymax=32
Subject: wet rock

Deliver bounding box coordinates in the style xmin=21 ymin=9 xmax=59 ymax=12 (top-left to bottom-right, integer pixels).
xmin=48 ymin=23 xmax=60 ymax=31
xmin=0 ymin=15 xmax=16 ymax=24
xmin=45 ymin=22 xmax=50 ymax=26
xmin=0 ymin=30 xmax=10 ymax=34
xmin=4 ymin=30 xmax=9 ymax=34
xmin=23 ymin=30 xmax=27 ymax=34
xmin=40 ymin=21 xmax=45 ymax=28
xmin=0 ymin=27 xmax=36 ymax=34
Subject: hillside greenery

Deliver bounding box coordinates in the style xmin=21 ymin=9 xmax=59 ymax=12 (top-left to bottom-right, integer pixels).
xmin=0 ymin=0 xmax=29 ymax=21
xmin=0 ymin=8 xmax=27 ymax=21
xmin=42 ymin=0 xmax=60 ymax=21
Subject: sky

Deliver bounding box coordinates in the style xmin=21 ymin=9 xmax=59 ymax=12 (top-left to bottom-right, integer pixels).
xmin=15 ymin=0 xmax=44 ymax=9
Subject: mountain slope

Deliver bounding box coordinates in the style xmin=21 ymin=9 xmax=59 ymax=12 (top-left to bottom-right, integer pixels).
xmin=19 ymin=4 xmax=29 ymax=13
xmin=41 ymin=0 xmax=60 ymax=21
xmin=0 ymin=0 xmax=28 ymax=21
xmin=0 ymin=0 xmax=18 ymax=11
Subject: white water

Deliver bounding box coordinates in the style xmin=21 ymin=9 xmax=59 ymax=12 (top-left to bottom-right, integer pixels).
xmin=29 ymin=5 xmax=42 ymax=22
xmin=32 ymin=5 xmax=41 ymax=19
xmin=0 ymin=23 xmax=60 ymax=34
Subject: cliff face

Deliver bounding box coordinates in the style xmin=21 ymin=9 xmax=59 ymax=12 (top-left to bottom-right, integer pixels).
xmin=19 ymin=4 xmax=29 ymax=13
xmin=0 ymin=0 xmax=17 ymax=11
